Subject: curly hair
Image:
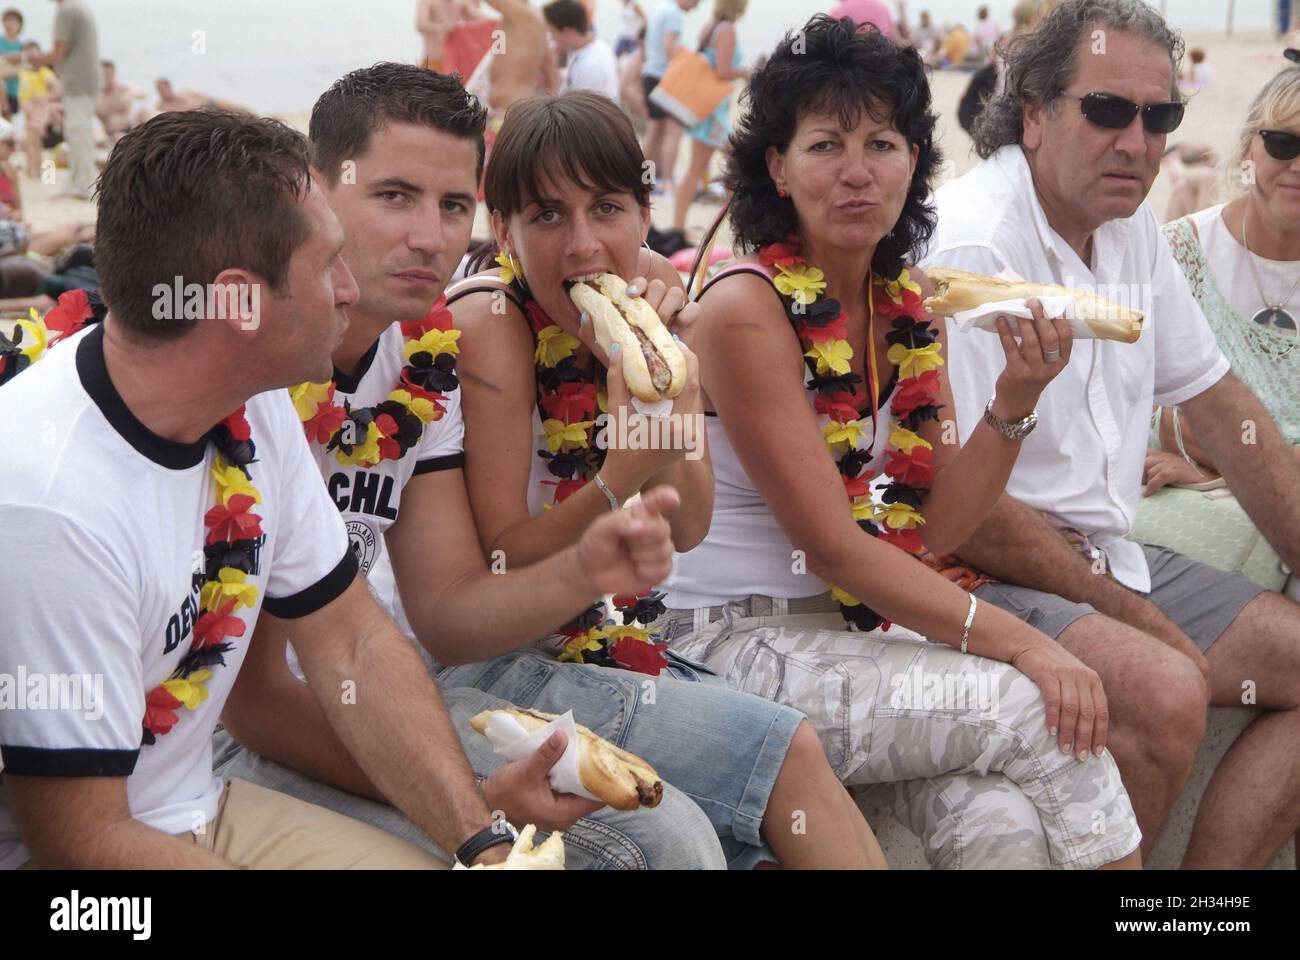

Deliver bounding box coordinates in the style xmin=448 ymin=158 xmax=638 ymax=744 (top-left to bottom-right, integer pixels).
xmin=724 ymin=15 xmax=940 ymax=278
xmin=973 ymin=0 xmax=1184 ymax=160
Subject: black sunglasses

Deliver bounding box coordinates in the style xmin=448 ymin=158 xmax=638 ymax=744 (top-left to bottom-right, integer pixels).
xmin=1259 ymin=129 xmax=1300 ymax=162
xmin=1060 ymin=91 xmax=1185 ymax=134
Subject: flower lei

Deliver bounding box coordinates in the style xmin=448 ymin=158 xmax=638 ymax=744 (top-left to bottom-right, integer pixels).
xmin=500 ymin=260 xmax=670 ymax=675
xmin=288 ymin=295 xmax=460 ymax=464
xmin=0 ymin=289 xmax=266 ymax=744
xmin=759 ymin=239 xmax=944 ymax=631
xmin=143 ymin=406 xmax=264 ymax=744
xmin=0 ymin=287 xmax=104 ymax=384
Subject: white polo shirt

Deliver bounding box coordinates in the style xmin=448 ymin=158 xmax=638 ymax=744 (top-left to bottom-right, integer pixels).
xmin=0 ymin=325 xmax=356 ymax=869
xmin=920 ymin=145 xmax=1230 ymax=591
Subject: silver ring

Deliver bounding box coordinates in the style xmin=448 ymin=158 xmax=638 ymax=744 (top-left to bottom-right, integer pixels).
xmin=1041 ymin=347 xmax=1061 ymax=362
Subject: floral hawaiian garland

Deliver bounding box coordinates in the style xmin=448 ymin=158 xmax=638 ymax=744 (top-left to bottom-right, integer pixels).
xmin=759 ymin=239 xmax=944 ymax=632
xmin=289 ymin=295 xmax=460 ymax=464
xmin=0 ymin=289 xmax=266 ymax=744
xmin=497 ymin=254 xmax=670 ymax=676
xmin=144 ymin=406 xmax=264 ymax=744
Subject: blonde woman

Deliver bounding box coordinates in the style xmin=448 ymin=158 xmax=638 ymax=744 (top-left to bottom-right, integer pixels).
xmin=1137 ymin=65 xmax=1300 ymax=592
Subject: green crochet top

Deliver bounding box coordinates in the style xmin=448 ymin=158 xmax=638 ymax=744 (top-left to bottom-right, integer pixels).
xmin=1163 ymin=215 xmax=1300 ymax=446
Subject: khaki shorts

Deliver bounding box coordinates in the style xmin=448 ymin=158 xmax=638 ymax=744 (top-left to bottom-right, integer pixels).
xmin=179 ymin=778 xmax=449 ymax=869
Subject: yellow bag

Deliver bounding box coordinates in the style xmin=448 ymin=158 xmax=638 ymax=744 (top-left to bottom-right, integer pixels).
xmin=647 ymin=48 xmax=733 ymax=127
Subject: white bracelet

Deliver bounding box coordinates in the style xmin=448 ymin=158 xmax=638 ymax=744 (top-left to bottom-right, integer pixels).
xmin=593 ymin=473 xmax=620 ymax=511
xmin=960 ymin=593 xmax=977 ymax=655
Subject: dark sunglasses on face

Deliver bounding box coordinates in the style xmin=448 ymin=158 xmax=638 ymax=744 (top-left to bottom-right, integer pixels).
xmin=1259 ymin=129 xmax=1300 ymax=162
xmin=1060 ymin=91 xmax=1185 ymax=134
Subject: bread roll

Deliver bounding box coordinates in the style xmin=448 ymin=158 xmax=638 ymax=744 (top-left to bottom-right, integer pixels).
xmin=470 ymin=707 xmax=664 ymax=811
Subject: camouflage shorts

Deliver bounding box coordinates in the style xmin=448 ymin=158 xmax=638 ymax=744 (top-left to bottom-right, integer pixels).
xmin=657 ymin=596 xmax=1142 ymax=870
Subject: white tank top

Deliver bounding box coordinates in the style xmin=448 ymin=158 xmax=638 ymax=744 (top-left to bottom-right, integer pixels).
xmin=444 ymin=273 xmax=568 ymax=521
xmin=663 ymin=265 xmax=897 ymax=609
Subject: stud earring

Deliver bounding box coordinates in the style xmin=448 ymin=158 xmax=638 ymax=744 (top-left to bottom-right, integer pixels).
xmin=777 ymin=187 xmax=789 ymax=198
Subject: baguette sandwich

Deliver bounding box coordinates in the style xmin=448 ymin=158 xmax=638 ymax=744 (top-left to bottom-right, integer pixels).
xmin=566 ymin=272 xmax=687 ymax=402
xmin=470 ymin=707 xmax=664 ymax=811
xmin=923 ymin=267 xmax=1144 ymax=343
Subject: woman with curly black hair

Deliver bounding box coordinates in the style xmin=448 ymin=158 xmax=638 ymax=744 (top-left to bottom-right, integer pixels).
xmin=657 ymin=15 xmax=1143 ymax=869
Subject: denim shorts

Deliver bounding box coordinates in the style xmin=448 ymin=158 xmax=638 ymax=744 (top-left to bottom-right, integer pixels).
xmin=435 ymin=649 xmax=804 ymax=868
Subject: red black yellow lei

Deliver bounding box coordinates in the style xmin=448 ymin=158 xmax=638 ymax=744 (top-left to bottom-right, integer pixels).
xmin=759 ymin=240 xmax=944 ymax=632
xmin=143 ymin=406 xmax=264 ymax=744
xmin=0 ymin=289 xmax=266 ymax=744
xmin=501 ymin=266 xmax=669 ymax=675
xmin=289 ymin=295 xmax=460 ymax=463
xmin=0 ymin=287 xmax=105 ymax=384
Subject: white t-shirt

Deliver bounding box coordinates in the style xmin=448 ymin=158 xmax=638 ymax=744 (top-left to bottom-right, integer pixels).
xmin=564 ymin=37 xmax=620 ymax=101
xmin=1188 ymin=203 xmax=1300 ymax=321
xmin=0 ymin=325 xmax=356 ymax=869
xmin=921 ymin=145 xmax=1230 ymax=591
xmin=311 ymin=324 xmax=465 ymax=634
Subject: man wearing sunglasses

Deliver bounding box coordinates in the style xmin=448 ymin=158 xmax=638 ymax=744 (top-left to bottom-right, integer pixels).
xmin=921 ymin=0 xmax=1300 ymax=868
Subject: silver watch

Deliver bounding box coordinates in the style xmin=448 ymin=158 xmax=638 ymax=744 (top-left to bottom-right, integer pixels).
xmin=983 ymin=397 xmax=1038 ymax=440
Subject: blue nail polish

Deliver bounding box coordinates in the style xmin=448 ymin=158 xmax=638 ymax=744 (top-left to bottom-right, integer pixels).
xmin=580 ymin=311 xmax=589 ymax=326
xmin=672 ymin=334 xmax=682 ymax=343
xmin=627 ymin=283 xmax=641 ymax=296
xmin=611 ymin=342 xmax=621 ymax=356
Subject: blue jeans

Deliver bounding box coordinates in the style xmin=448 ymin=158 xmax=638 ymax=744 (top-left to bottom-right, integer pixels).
xmin=215 ymin=650 xmax=801 ymax=869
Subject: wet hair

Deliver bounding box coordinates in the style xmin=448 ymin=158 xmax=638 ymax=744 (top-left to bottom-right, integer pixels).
xmin=974 ymin=0 xmax=1184 ymax=159
xmin=725 ymin=15 xmax=940 ymax=278
xmin=94 ymin=110 xmax=312 ymax=340
xmin=543 ymin=0 xmax=589 ymax=34
xmin=470 ymin=92 xmax=650 ymax=272
xmin=309 ymin=62 xmax=487 ymax=185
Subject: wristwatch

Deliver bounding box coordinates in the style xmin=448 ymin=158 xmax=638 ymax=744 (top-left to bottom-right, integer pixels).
xmin=983 ymin=397 xmax=1038 ymax=440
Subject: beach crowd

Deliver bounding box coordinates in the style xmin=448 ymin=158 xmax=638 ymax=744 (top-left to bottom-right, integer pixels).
xmin=0 ymin=0 xmax=1298 ymax=871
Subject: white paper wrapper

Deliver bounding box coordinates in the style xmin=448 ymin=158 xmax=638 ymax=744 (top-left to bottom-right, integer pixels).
xmin=479 ymin=710 xmax=601 ymax=802
xmin=630 ymin=396 xmax=674 ymax=419
xmin=948 ymin=295 xmax=1105 ymax=339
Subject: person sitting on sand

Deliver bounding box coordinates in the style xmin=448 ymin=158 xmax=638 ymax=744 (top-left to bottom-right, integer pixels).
xmin=152 ymin=77 xmax=251 ymax=115
xmin=96 ymin=60 xmax=146 ymax=143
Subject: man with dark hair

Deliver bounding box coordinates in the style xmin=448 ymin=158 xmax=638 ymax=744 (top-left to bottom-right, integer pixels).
xmin=922 ymin=0 xmax=1300 ymax=867
xmin=211 ymin=63 xmax=883 ymax=870
xmin=0 ymin=109 xmax=636 ymax=869
xmin=544 ymin=0 xmax=620 ymax=100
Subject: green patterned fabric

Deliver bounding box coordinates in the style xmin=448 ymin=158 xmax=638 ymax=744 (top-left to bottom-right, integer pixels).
xmin=1130 ymin=217 xmax=1295 ymax=591
xmin=1131 ymin=486 xmax=1289 ymax=590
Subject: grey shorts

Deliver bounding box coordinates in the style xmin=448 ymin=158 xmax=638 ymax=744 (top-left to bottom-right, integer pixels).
xmin=974 ymin=542 xmax=1268 ymax=652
